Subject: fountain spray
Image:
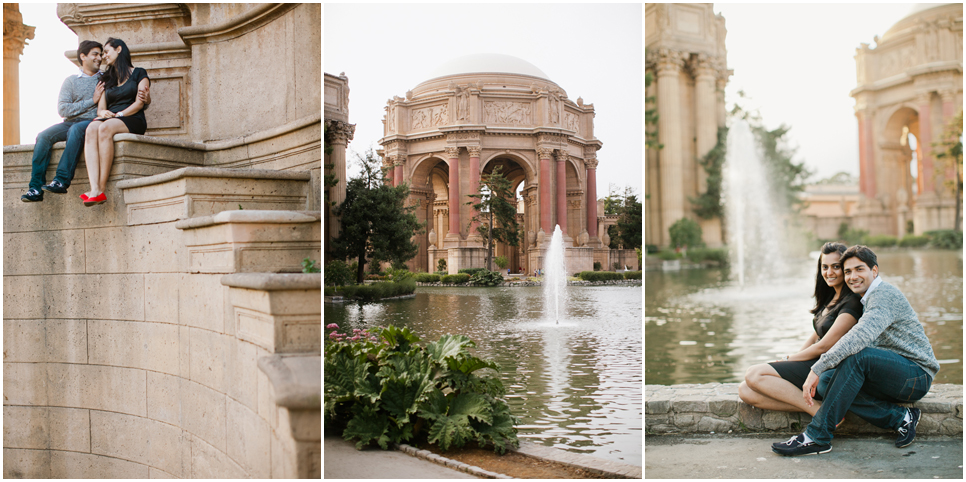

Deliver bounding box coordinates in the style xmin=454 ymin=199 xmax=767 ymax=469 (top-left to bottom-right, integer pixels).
xmin=544 ymin=225 xmax=567 ymax=324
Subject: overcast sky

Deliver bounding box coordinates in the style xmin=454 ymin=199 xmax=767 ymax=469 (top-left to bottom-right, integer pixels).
xmin=713 ymin=2 xmax=921 ymax=182
xmin=324 ymin=3 xmax=643 ymax=199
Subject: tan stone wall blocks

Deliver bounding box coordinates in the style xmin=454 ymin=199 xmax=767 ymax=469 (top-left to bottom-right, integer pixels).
xmin=227 ymin=397 xmax=271 ymax=478
xmin=6 ymin=318 xmax=87 ymax=365
xmin=2 ymin=276 xmax=43 ymax=319
xmin=3 ymin=362 xmax=47 ymax=406
xmin=3 ymin=230 xmax=86 ymax=275
xmin=50 ymin=450 xmax=148 ymax=478
xmin=228 ymin=286 xmax=321 ymax=353
xmin=145 ymin=273 xmax=180 ymax=324
xmin=178 ymin=273 xmax=227 ymax=333
xmin=257 ymin=364 xmax=278 ymax=431
xmin=146 ymin=371 xmax=182 ymax=427
xmin=246 ymin=127 xmax=323 ymax=173
xmin=227 ymin=338 xmax=259 ymax=412
xmin=46 ymin=363 xmax=146 ymax=417
xmin=3 ymin=320 xmax=45 ymax=363
xmin=90 ymin=410 xmax=185 ymax=477
xmin=43 ymin=274 xmax=145 ymax=321
xmin=3 ymin=406 xmax=48 ymax=450
xmin=46 ymin=320 xmax=89 ymax=364
xmin=181 ymin=379 xmax=227 ymax=452
xmin=2 ymin=183 xmax=127 ymax=233
xmin=188 ymin=327 xmax=230 ymax=393
xmin=84 ymin=224 xmax=187 ymax=274
xmin=3 ymin=448 xmax=50 ymax=478
xmin=88 ymin=320 xmax=181 ymax=376
xmin=49 ymin=407 xmax=91 ymax=453
xmin=187 ymin=433 xmax=247 ymax=479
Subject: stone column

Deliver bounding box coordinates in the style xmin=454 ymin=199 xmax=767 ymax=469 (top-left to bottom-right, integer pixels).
xmin=446 ymin=146 xmax=461 ymax=238
xmin=917 ymin=93 xmax=935 ymax=194
xmin=555 ymin=150 xmax=568 ymax=235
xmin=3 ymin=4 xmax=35 ymax=146
xmin=324 ymin=120 xmax=354 ymax=237
xmin=693 ymin=55 xmax=718 ymax=194
xmin=538 ymin=147 xmax=554 ymax=234
xmin=467 ymin=145 xmax=482 ymax=238
xmin=585 ymin=157 xmax=599 ymax=238
xmin=655 ymin=49 xmax=686 ymax=245
xmin=393 ymin=157 xmax=404 ymax=187
xmin=938 ymin=89 xmax=959 ymax=182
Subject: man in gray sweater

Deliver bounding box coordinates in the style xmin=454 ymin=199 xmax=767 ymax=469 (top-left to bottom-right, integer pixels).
xmin=22 ymin=40 xmax=149 ymax=202
xmin=772 ymin=245 xmax=939 ymax=456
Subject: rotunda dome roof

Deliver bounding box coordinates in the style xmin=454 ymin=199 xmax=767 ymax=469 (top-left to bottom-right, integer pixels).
xmin=426 ymin=53 xmax=550 ymax=81
xmin=881 ymin=3 xmax=960 ymax=42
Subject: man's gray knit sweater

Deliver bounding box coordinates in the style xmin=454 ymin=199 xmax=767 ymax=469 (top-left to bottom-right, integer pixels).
xmin=811 ymin=279 xmax=939 ymax=379
xmin=58 ymin=74 xmax=99 ymax=122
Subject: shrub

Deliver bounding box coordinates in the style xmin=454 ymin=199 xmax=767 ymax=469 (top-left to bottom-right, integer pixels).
xmin=324 ymin=324 xmax=519 ymax=453
xmin=577 ymin=271 xmax=623 ymax=282
xmin=838 ymin=223 xmax=868 ymax=246
xmin=302 ymin=258 xmax=321 ymax=273
xmin=414 ymin=273 xmax=441 ymax=283
xmin=469 ymin=270 xmax=504 ymax=287
xmin=898 ymin=235 xmax=929 ymax=248
xmin=686 ymin=247 xmax=729 ymax=265
xmin=925 ymin=230 xmax=963 ymax=249
xmin=340 ymin=279 xmax=417 ymax=301
xmin=657 ymin=249 xmax=679 ymax=261
xmin=437 ymin=259 xmax=447 ymax=272
xmin=864 ymin=234 xmax=898 ymax=247
xmin=669 ymin=218 xmax=705 ymax=249
xmin=623 ymin=270 xmax=642 ymax=280
xmin=593 ymin=261 xmax=602 ymax=271
xmin=493 ymin=256 xmax=509 ymax=270
xmin=386 ymin=267 xmax=414 ymax=282
xmin=325 ymin=260 xmax=354 ymax=287
xmin=366 ymin=274 xmax=387 ymax=281
xmin=645 ymin=244 xmax=658 ymax=254
xmin=441 ymin=274 xmax=471 ymax=284
xmin=458 ymin=268 xmax=487 ymax=276
xmin=324 ymin=286 xmax=336 ymax=296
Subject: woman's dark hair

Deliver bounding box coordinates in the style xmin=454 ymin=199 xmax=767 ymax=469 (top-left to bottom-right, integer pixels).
xmin=100 ymin=37 xmax=134 ymax=90
xmin=77 ymin=40 xmax=102 ymax=64
xmin=811 ymin=242 xmax=852 ymax=315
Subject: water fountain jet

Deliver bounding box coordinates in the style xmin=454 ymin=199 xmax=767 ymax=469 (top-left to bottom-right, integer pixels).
xmin=544 ymin=225 xmax=568 ymax=324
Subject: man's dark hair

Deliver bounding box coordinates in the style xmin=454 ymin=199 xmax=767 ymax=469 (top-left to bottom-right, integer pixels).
xmin=841 ymin=245 xmax=878 ymax=270
xmin=77 ymin=40 xmax=103 ymax=64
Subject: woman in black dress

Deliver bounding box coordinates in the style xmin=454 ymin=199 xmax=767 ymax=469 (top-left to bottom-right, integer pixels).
xmin=738 ymin=242 xmax=862 ymax=416
xmin=81 ymin=37 xmax=150 ymax=206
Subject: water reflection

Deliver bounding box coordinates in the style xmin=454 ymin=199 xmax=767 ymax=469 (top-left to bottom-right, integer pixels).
xmin=325 ymin=285 xmax=643 ymax=466
xmin=645 ymin=250 xmax=963 ymax=385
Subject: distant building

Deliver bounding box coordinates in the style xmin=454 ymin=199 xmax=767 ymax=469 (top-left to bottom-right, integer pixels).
xmin=645 ymin=4 xmax=732 ymax=248
xmin=799 ymin=174 xmax=861 ymax=241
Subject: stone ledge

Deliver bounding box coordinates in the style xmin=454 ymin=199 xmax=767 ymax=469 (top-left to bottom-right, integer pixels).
xmin=646 ymin=383 xmax=963 ymax=435
xmin=257 ymin=354 xmax=320 ymax=409
xmin=174 ymin=210 xmax=320 ymax=229
xmin=221 ymin=273 xmax=321 ymax=291
xmin=116 ymin=166 xmax=311 ymax=190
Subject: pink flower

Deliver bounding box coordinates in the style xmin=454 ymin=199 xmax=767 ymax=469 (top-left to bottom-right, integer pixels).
xmin=326 ymin=323 xmax=339 ymax=329
xmin=328 ymin=332 xmax=339 ymax=338
xmin=350 ymin=335 xmax=360 ymax=341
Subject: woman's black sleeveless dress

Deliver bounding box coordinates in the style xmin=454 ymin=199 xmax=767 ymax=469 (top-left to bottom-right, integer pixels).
xmin=104 ymin=67 xmax=149 ymax=135
xmin=767 ymin=293 xmax=863 ymax=392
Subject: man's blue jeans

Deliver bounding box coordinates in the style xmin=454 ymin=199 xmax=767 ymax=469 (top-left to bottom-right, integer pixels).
xmin=28 ymin=120 xmax=92 ymax=190
xmin=806 ymin=347 xmax=932 ymax=445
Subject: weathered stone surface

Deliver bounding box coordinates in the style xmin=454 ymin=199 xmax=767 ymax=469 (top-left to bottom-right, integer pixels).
xmin=3 ymin=362 xmax=48 ymax=405
xmin=50 ymin=449 xmax=149 ymax=478
xmin=145 ymin=273 xmax=180 ymax=324
xmin=179 ymin=274 xmax=226 ymax=333
xmin=762 ymin=411 xmax=789 ymax=430
xmin=189 ymin=433 xmax=247 ymax=479
xmin=646 ymin=399 xmax=670 ymax=414
xmin=3 ymin=320 xmax=45 ymax=363
xmin=257 ymin=363 xmax=277 ymax=430
xmin=85 ymin=224 xmax=187 ymax=274
xmin=89 ymin=320 xmax=180 ymax=376
xmin=738 ymin=402 xmax=763 ymax=430
xmin=671 ymin=413 xmax=699 ymax=428
xmin=3 ymin=406 xmax=48 ymax=450
xmin=46 ymin=363 xmax=146 ymax=417
xmin=227 ymin=338 xmax=259 ymax=412
xmin=46 ymin=320 xmax=88 ymax=364
xmin=43 ymin=274 xmax=145 ymax=321
xmin=91 ymin=410 xmax=185 ymax=478
xmin=182 ymin=379 xmax=227 ymax=452
xmin=2 ymin=275 xmax=43 ymax=319
xmin=694 ymin=415 xmax=736 ymax=433
xmin=709 ymin=399 xmax=738 ymax=417
xmin=3 ymin=448 xmax=51 ymax=478
xmin=940 ymin=417 xmax=963 ymax=435
xmin=149 ymin=467 xmax=177 ymax=479
xmin=915 ymin=399 xmax=954 ymax=413
xmin=147 ymin=371 xmax=182 ymax=427
xmin=671 ymin=400 xmax=709 ymax=413
xmin=188 ymin=327 xmax=229 ymax=393
xmin=49 ymin=407 xmax=91 ymax=453
xmin=227 ymin=398 xmax=271 ymax=478
xmin=3 ymin=229 xmax=86 ymax=275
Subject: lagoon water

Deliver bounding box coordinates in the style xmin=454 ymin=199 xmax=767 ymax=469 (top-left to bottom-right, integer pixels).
xmin=645 ymin=249 xmax=963 ymax=385
xmin=325 ymin=284 xmax=643 ymax=466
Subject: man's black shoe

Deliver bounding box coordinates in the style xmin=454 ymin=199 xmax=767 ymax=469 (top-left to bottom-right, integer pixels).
xmin=21 ymin=188 xmax=43 ymax=202
xmin=896 ymin=408 xmax=921 ymax=448
xmin=41 ymin=180 xmax=68 ymax=194
xmin=772 ymin=433 xmax=832 ymax=456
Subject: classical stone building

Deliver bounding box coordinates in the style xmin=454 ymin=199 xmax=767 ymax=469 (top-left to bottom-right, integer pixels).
xmin=378 ymin=54 xmax=608 ymax=274
xmin=798 ymin=175 xmax=861 ymax=241
xmin=645 ymin=3 xmax=731 ymax=248
xmin=324 ymin=72 xmax=353 ymax=263
xmin=851 ymin=3 xmax=963 ymax=235
xmin=3 ymin=4 xmax=320 ymax=478
xmin=3 ymin=3 xmax=35 ymax=146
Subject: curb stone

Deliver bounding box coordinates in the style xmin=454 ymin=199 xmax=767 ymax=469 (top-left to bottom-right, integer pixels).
xmin=394 ymin=441 xmax=642 ymax=479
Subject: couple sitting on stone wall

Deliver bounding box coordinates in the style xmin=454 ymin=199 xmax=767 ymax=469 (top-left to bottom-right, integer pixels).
xmin=738 ymin=243 xmax=939 ymax=456
xmin=22 ymin=38 xmax=151 ymax=207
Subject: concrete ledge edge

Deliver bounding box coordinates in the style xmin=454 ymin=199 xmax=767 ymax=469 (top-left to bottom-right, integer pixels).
xmin=117 ymin=166 xmax=311 ymax=190
xmin=221 ymin=273 xmax=321 ymax=290
xmin=514 ymin=440 xmax=642 ymax=478
xmin=393 ymin=443 xmax=513 ymax=479
xmin=175 ymin=210 xmax=321 ymax=230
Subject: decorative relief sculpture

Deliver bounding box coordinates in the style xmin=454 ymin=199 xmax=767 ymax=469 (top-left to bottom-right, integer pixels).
xmin=447 ymin=131 xmax=480 ymax=142
xmin=549 ymin=90 xmax=561 ymax=124
xmin=467 ymin=145 xmax=481 ymax=158
xmin=536 ymin=147 xmax=555 ymax=160
xmin=483 ymin=101 xmax=532 ymax=125
xmin=411 ymin=104 xmax=449 ymax=130
xmin=444 ymin=146 xmax=460 ymax=159
xmin=585 ymin=157 xmax=599 ymax=169
xmin=457 ymin=85 xmax=469 ymax=121
xmin=568 ymin=199 xmax=582 ymax=209
xmin=564 ymin=112 xmax=579 ymax=132
xmin=655 ymin=48 xmax=686 ymax=73
xmin=324 ymin=120 xmax=355 ymax=144
xmin=387 ymin=103 xmax=396 ymax=133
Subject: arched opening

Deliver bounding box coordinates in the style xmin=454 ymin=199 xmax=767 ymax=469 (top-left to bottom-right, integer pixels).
xmin=882 ymin=106 xmax=921 ymax=235
xmin=408 ymin=155 xmax=450 ymax=272
xmin=480 ymin=156 xmax=532 ymax=274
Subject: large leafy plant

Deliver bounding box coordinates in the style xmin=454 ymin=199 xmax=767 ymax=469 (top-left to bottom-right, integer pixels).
xmin=324 ymin=324 xmax=519 ymax=453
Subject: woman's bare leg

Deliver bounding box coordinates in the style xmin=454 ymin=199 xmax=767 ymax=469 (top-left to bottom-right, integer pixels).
xmin=743 ymin=363 xmax=820 ymax=416
xmin=84 ymin=120 xmax=103 ymax=196
xmin=94 ymin=119 xmax=129 ymax=195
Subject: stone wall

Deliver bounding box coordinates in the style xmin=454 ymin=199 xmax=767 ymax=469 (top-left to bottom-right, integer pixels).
xmin=646 ymin=383 xmax=963 ymax=436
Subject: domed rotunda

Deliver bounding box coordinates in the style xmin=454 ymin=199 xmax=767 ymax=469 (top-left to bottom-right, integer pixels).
xmin=379 ymin=54 xmax=608 ymax=274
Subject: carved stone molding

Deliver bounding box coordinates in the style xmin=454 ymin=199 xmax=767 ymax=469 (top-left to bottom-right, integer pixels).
xmin=564 ymin=112 xmax=580 ymax=132
xmin=568 ymin=199 xmax=582 ymax=209
xmin=3 ymin=6 xmax=35 ymax=58
xmin=324 ymin=120 xmax=355 ymax=145
xmin=412 ymin=104 xmax=449 ymax=130
xmin=938 ymin=89 xmax=958 ymax=103
xmin=178 ymin=4 xmax=297 ymax=45
xmin=654 ymin=48 xmax=686 ymax=74
xmin=446 ymin=131 xmax=481 ymax=142
xmin=467 ymin=145 xmax=482 ymax=158
xmin=554 ymin=151 xmax=569 ymax=163
xmin=915 ymin=92 xmax=934 ymax=105
xmin=444 ymin=146 xmax=460 ymax=159
xmin=585 ymin=157 xmax=599 ymax=169
xmin=690 ymin=53 xmax=716 ymax=78
xmin=537 ymin=133 xmax=567 ymax=147
xmin=483 ymin=101 xmax=532 ymax=125
xmin=536 ymin=147 xmax=555 ymax=160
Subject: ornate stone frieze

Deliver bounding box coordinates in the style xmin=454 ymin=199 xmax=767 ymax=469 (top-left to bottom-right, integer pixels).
xmin=568 ymin=199 xmax=582 ymax=209
xmin=3 ymin=6 xmax=35 ymax=57
xmin=584 ymin=157 xmax=599 ymax=169
xmin=483 ymin=101 xmax=532 ymax=125
xmin=537 ymin=133 xmax=567 ymax=147
xmin=456 ymin=85 xmax=470 ymax=121
xmin=324 ymin=120 xmax=355 ymax=144
xmin=654 ymin=48 xmax=686 ymax=74
xmin=386 ymin=102 xmax=396 ymax=133
xmin=877 ymin=44 xmax=917 ymax=79
xmin=446 ymin=131 xmax=481 ymax=142
xmin=690 ymin=53 xmax=717 ymax=78
xmin=548 ymin=89 xmax=562 ymax=125
xmin=444 ymin=146 xmax=460 ymax=159
xmin=412 ymin=104 xmax=449 ymax=130
xmin=536 ymin=147 xmax=555 ymax=160
xmin=938 ymin=89 xmax=959 ymax=103
xmin=564 ymin=112 xmax=580 ymax=132
xmin=554 ymin=151 xmax=569 ymax=162
xmin=467 ymin=145 xmax=482 ymax=158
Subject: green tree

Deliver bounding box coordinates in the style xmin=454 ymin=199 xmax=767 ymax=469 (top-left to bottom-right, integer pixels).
xmin=323 ymin=123 xmax=338 ymax=208
xmin=645 ymin=49 xmax=660 ymax=152
xmin=616 ymin=194 xmax=642 ymax=249
xmin=333 ymin=150 xmax=423 ymax=284
xmin=669 ymin=218 xmax=704 ymax=249
xmin=934 ymin=110 xmax=963 ymax=231
xmin=689 ymin=127 xmax=727 ymax=219
xmin=467 ymin=166 xmax=520 ymax=271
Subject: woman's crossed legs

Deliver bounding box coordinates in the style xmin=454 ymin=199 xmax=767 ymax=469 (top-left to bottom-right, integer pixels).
xmin=739 ymin=363 xmax=820 ymax=416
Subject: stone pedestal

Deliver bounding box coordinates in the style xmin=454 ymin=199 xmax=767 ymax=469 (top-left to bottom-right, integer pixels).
xmin=446 ymin=246 xmax=487 ymax=274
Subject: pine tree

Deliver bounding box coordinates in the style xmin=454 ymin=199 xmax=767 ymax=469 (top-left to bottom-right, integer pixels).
xmin=466 ymin=166 xmax=520 ymax=271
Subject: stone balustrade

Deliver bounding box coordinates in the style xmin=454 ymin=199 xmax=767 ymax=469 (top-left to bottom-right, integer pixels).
xmin=646 ymin=383 xmax=963 ymax=435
